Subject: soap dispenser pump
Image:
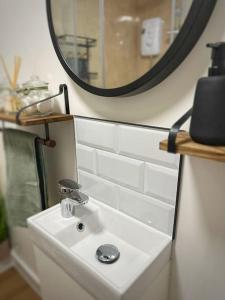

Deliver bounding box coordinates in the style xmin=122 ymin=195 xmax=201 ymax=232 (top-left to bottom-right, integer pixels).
xmin=190 ymin=42 xmax=225 ymax=145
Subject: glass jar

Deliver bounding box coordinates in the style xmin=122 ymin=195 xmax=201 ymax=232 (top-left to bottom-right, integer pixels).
xmin=20 ymin=76 xmax=54 ymax=116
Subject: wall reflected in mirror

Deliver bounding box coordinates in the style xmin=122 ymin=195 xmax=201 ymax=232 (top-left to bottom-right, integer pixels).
xmin=51 ymin=0 xmax=192 ymax=89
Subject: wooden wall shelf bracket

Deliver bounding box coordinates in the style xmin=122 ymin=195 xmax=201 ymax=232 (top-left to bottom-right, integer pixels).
xmin=0 ymin=84 xmax=72 ymax=148
xmin=160 ymin=108 xmax=225 ymax=163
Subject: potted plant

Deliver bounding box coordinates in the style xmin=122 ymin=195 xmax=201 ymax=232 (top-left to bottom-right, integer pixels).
xmin=0 ymin=193 xmax=9 ymax=261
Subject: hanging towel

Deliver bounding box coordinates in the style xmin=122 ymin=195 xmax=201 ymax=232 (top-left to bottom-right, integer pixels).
xmin=3 ymin=129 xmax=48 ymax=227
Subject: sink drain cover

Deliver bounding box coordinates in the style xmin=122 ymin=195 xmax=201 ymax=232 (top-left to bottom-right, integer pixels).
xmin=96 ymin=244 xmax=120 ymax=264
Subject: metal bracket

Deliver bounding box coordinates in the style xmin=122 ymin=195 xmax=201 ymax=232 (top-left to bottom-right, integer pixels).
xmin=168 ymin=108 xmax=193 ymax=153
xmin=36 ymin=123 xmax=56 ymax=148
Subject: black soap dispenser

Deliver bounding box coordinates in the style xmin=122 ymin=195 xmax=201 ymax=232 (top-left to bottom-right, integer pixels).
xmin=190 ymin=42 xmax=225 ymax=145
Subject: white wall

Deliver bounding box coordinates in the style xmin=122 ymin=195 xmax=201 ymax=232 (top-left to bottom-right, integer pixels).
xmin=0 ymin=0 xmax=225 ymax=299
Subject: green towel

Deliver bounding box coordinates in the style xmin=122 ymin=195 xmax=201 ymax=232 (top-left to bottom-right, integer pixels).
xmin=3 ymin=129 xmax=48 ymax=227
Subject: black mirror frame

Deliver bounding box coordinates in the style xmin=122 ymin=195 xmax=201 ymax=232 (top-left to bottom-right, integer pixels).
xmin=46 ymin=0 xmax=217 ymax=97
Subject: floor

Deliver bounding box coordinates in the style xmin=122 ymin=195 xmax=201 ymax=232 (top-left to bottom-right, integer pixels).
xmin=0 ymin=268 xmax=41 ymax=300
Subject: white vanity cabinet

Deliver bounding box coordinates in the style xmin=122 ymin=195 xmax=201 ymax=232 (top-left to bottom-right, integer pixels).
xmin=34 ymin=246 xmax=95 ymax=300
xmin=34 ymin=244 xmax=170 ymax=300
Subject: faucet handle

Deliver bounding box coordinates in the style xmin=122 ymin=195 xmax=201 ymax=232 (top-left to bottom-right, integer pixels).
xmin=58 ymin=179 xmax=81 ymax=195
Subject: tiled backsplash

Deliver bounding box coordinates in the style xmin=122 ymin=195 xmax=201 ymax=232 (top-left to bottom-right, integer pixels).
xmin=75 ymin=117 xmax=180 ymax=236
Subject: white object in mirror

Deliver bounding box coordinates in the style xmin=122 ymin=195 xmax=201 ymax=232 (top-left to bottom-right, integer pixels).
xmin=141 ymin=18 xmax=164 ymax=56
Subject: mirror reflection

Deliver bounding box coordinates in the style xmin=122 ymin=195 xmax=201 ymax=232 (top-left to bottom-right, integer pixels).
xmin=51 ymin=0 xmax=192 ymax=89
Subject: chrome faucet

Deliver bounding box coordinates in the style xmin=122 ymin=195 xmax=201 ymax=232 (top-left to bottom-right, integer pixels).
xmin=58 ymin=179 xmax=89 ymax=218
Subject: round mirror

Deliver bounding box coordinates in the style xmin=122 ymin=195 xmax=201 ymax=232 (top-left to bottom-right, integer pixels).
xmin=46 ymin=0 xmax=217 ymax=96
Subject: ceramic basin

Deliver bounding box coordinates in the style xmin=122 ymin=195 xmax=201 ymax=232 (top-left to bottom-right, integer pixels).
xmin=28 ymin=198 xmax=172 ymax=300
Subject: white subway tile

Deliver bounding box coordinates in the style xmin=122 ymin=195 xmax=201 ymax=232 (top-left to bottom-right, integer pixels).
xmin=78 ymin=170 xmax=118 ymax=208
xmin=75 ymin=118 xmax=181 ymax=237
xmin=76 ymin=144 xmax=96 ymax=174
xmin=75 ymin=118 xmax=117 ymax=152
xmin=96 ymin=150 xmax=144 ymax=192
xmin=118 ymin=125 xmax=179 ymax=169
xmin=144 ymin=163 xmax=178 ymax=205
xmin=118 ymin=187 xmax=174 ymax=235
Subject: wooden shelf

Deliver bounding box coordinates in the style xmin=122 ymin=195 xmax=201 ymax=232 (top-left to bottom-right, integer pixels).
xmin=0 ymin=112 xmax=73 ymax=126
xmin=160 ymin=131 xmax=225 ymax=163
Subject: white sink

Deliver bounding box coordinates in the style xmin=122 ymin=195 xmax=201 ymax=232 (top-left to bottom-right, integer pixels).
xmin=28 ymin=198 xmax=172 ymax=300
